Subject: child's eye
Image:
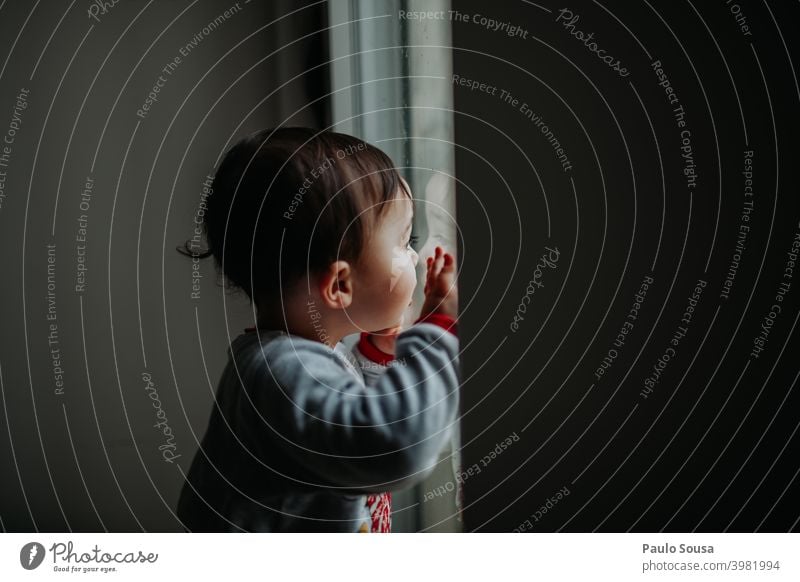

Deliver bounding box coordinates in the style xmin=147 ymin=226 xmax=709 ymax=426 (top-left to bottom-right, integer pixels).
xmin=406 ymin=234 xmax=419 ymax=250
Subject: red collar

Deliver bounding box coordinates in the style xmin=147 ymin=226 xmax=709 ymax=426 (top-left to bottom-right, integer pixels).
xmin=357 ymin=332 xmax=395 ymax=365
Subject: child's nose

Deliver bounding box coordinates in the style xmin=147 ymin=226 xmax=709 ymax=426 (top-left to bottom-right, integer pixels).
xmin=410 ymin=248 xmax=419 ymax=266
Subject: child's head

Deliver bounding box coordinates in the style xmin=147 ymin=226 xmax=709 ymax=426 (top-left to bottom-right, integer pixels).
xmin=201 ymin=127 xmax=419 ymax=334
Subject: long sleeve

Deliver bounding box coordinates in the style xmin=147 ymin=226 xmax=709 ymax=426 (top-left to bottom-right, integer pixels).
xmin=242 ymin=322 xmax=460 ymax=493
xmin=349 ymin=333 xmax=397 ymax=388
xmin=351 ymin=313 xmax=459 ymax=388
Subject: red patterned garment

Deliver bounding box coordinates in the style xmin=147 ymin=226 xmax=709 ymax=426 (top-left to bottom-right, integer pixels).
xmin=354 ymin=321 xmax=459 ymax=535
xmin=365 ymin=492 xmax=392 ymax=532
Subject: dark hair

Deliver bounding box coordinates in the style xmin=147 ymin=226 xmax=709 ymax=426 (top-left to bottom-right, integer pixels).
xmin=179 ymin=127 xmax=411 ymax=305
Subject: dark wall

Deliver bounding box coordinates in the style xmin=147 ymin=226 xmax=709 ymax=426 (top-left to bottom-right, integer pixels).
xmin=453 ymin=1 xmax=800 ymax=532
xmin=0 ymin=0 xmax=329 ymax=532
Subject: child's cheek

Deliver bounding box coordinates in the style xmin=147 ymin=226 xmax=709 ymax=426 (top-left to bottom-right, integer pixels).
xmin=389 ymin=247 xmax=416 ymax=294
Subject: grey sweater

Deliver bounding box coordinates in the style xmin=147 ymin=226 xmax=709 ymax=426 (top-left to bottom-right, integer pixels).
xmin=176 ymin=321 xmax=460 ymax=532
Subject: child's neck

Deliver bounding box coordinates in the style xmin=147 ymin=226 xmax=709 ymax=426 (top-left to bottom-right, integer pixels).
xmin=255 ymin=294 xmax=349 ymax=348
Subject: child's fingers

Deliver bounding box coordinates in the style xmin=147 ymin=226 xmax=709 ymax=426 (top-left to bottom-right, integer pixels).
xmin=424 ymin=254 xmax=436 ymax=294
xmin=432 ymin=247 xmax=445 ymax=277
xmin=431 ymin=255 xmax=452 ymax=293
xmin=441 ymin=252 xmax=455 ymax=273
xmin=423 ymin=247 xmax=454 ymax=297
xmin=429 ymin=253 xmax=440 ymax=284
xmin=425 ymin=248 xmax=439 ymax=277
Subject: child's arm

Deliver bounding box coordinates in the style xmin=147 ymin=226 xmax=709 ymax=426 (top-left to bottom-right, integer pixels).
xmin=352 ymin=313 xmax=458 ymax=389
xmin=250 ymin=322 xmax=459 ymax=493
xmin=249 ymin=247 xmax=459 ymax=493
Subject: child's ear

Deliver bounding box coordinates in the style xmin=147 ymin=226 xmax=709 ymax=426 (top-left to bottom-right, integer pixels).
xmin=318 ymin=260 xmax=353 ymax=310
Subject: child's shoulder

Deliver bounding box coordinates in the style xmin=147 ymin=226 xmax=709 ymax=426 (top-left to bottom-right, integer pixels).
xmin=228 ymin=329 xmax=358 ymax=381
xmin=232 ymin=329 xmax=327 ymax=358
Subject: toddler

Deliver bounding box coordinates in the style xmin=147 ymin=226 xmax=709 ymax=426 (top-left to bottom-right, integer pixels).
xmin=176 ymin=127 xmax=460 ymax=532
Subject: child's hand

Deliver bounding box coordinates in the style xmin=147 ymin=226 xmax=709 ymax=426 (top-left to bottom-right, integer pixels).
xmin=419 ymin=246 xmax=458 ymax=320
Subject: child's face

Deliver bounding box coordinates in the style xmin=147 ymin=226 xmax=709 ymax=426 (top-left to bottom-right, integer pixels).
xmin=350 ymin=189 xmax=419 ymax=331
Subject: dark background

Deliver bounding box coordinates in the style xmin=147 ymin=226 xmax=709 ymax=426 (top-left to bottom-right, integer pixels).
xmin=0 ymin=0 xmax=798 ymax=533
xmin=0 ymin=0 xmax=330 ymax=532
xmin=453 ymin=1 xmax=800 ymax=531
